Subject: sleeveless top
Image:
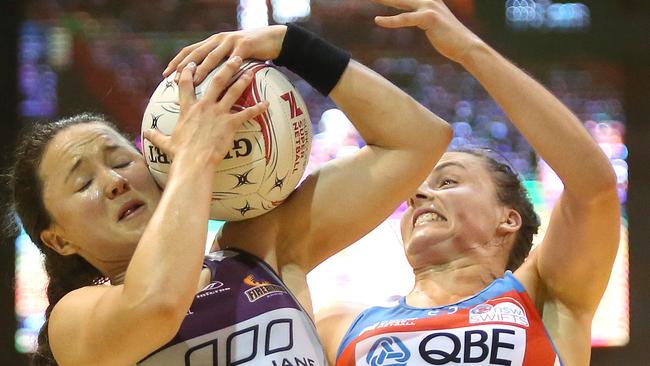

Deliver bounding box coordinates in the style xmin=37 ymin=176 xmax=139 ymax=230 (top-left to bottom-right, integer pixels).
xmin=336 ymin=272 xmax=562 ymax=366
xmin=138 ymin=249 xmax=327 ymax=366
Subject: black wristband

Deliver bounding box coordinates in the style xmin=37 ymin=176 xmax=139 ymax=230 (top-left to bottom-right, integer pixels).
xmin=274 ymin=23 xmax=351 ymax=96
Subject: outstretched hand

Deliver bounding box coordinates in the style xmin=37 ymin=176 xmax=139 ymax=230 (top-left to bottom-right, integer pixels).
xmin=372 ymin=0 xmax=484 ymax=64
xmin=163 ymin=25 xmax=287 ymax=85
xmin=145 ymin=57 xmax=269 ymax=169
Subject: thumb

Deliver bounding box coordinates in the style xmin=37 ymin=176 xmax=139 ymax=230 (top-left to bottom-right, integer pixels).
xmin=143 ymin=128 xmax=174 ymax=158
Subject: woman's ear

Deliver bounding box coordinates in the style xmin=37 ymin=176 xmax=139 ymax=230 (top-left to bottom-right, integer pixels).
xmin=498 ymin=208 xmax=522 ymax=234
xmin=40 ymin=228 xmax=77 ymax=256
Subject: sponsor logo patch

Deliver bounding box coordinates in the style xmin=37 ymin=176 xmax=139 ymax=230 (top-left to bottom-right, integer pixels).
xmin=201 ymin=281 xmax=224 ymax=292
xmin=354 ymin=325 xmax=526 ymax=366
xmin=196 ymin=280 xmax=231 ymax=299
xmin=469 ymin=298 xmax=529 ymax=327
xmin=243 ymin=275 xmax=286 ymax=302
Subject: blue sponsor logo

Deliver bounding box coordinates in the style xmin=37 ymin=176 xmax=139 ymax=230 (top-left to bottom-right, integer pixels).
xmin=366 ymin=336 xmax=410 ymax=366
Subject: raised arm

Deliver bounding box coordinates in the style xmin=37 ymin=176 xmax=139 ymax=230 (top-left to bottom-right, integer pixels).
xmin=272 ymin=26 xmax=451 ymax=271
xmin=48 ymin=59 xmax=268 ymax=365
xmin=445 ymin=22 xmax=619 ymax=315
xmin=372 ymin=0 xmax=619 ymax=314
xmin=165 ymin=24 xmax=452 ymax=272
xmin=277 ymin=57 xmax=451 ymax=270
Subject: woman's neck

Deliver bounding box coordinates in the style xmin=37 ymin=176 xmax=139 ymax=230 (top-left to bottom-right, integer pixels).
xmin=74 ymin=246 xmax=132 ymax=286
xmin=75 ymin=254 xmax=128 ymax=285
xmin=406 ymin=259 xmax=505 ymax=308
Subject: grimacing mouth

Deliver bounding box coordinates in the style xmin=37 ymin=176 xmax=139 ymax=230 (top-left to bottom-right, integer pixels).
xmin=412 ymin=208 xmax=448 ymax=227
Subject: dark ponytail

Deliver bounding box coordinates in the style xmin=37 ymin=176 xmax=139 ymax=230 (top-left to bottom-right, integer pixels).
xmin=10 ymin=114 xmax=113 ymax=365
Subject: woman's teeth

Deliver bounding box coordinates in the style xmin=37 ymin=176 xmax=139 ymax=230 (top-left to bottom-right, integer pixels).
xmin=415 ymin=212 xmax=446 ymax=226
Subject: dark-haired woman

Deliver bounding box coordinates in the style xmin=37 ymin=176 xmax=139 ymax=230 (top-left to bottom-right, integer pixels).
xmin=316 ymin=1 xmax=620 ymax=365
xmin=12 ymin=24 xmax=451 ymax=366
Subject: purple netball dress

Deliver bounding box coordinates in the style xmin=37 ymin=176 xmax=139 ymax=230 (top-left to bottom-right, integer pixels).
xmin=138 ymin=249 xmax=327 ymax=366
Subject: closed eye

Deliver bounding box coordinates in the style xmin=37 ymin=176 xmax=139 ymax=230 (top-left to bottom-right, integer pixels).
xmin=113 ymin=161 xmax=133 ymax=169
xmin=77 ymin=180 xmax=92 ymax=192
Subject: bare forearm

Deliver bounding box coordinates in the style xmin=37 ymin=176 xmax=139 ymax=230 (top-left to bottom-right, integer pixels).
xmin=282 ymin=61 xmax=451 ymax=268
xmin=122 ymin=55 xmax=262 ymax=310
xmin=460 ymin=43 xmax=616 ymax=196
xmin=124 ymin=153 xmax=212 ymax=310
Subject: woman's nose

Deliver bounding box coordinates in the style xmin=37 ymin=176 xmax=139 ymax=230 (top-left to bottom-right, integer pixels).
xmin=103 ymin=171 xmax=130 ymax=199
xmin=408 ymin=185 xmax=434 ymax=206
xmin=416 ymin=183 xmax=435 ymax=200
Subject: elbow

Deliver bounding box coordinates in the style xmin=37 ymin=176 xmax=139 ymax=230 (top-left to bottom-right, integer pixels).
xmin=126 ymin=291 xmax=192 ymax=342
xmin=440 ymin=121 xmax=454 ymax=146
xmin=423 ymin=117 xmax=453 ymax=159
xmin=150 ymin=295 xmax=192 ymax=327
xmin=144 ymin=299 xmax=189 ymax=342
xmin=603 ymin=165 xmax=618 ymax=190
xmin=568 ymin=166 xmax=620 ymax=208
xmin=402 ymin=95 xmax=453 ymax=153
xmin=591 ymin=164 xmax=619 ymax=199
xmin=421 ymin=100 xmax=453 ymax=152
xmin=407 ymin=101 xmax=453 ymax=155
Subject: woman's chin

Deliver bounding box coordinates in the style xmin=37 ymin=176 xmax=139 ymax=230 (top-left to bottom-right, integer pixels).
xmin=405 ymin=230 xmax=451 ymax=254
xmin=410 ymin=224 xmax=450 ymax=242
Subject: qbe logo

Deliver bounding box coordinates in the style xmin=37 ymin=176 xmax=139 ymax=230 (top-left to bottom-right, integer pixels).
xmin=366 ymin=336 xmax=410 ymax=366
xmin=356 ymin=325 xmax=525 ymax=366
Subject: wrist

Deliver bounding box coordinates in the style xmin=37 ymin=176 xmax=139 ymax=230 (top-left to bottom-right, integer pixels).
xmin=268 ymin=25 xmax=288 ymax=60
xmin=457 ymin=40 xmax=493 ymax=71
xmin=273 ymin=23 xmax=350 ymax=95
xmin=168 ymin=151 xmax=215 ymax=182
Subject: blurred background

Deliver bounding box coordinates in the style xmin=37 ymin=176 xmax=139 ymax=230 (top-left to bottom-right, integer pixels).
xmin=0 ymin=1 xmax=648 ymax=365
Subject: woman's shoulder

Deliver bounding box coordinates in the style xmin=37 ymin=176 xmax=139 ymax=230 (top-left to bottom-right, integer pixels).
xmin=315 ymin=301 xmax=368 ymax=364
xmin=47 ymin=284 xmax=122 ymax=364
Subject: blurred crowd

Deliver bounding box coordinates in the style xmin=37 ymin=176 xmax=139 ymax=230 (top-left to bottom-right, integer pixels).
xmin=21 ymin=0 xmax=626 ymax=183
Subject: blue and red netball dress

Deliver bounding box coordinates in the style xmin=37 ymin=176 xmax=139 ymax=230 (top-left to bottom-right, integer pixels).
xmin=337 ymin=272 xmax=562 ymax=366
xmin=138 ymin=249 xmax=327 ymax=366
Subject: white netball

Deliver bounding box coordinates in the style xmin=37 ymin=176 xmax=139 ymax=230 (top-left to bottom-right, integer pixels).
xmin=141 ymin=60 xmax=312 ymax=221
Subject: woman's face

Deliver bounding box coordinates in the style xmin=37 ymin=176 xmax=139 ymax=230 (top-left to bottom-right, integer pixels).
xmin=38 ymin=122 xmax=162 ymax=265
xmin=400 ymin=152 xmax=517 ymax=268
